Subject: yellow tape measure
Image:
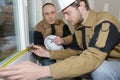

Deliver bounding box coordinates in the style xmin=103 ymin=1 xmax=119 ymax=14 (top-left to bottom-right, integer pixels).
xmin=0 ymin=48 xmax=28 ymax=68
xmin=0 ymin=44 xmax=33 ymax=68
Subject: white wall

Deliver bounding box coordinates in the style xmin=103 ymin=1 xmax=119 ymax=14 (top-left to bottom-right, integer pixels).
xmin=92 ymin=0 xmax=120 ymax=21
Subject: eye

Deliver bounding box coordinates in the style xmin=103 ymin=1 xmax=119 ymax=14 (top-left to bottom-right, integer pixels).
xmin=51 ymin=11 xmax=55 ymax=15
xmin=65 ymin=12 xmax=70 ymax=16
xmin=44 ymin=13 xmax=49 ymax=16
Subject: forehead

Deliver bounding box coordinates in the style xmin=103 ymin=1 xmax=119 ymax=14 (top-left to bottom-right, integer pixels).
xmin=62 ymin=6 xmax=75 ymax=14
xmin=43 ymin=5 xmax=56 ymax=12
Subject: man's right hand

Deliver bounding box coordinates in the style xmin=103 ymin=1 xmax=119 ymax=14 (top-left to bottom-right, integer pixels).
xmin=30 ymin=45 xmax=50 ymax=58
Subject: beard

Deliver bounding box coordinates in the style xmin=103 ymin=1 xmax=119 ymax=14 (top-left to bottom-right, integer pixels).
xmin=74 ymin=18 xmax=83 ymax=30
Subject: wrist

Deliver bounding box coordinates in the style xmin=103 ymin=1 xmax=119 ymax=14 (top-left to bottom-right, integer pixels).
xmin=61 ymin=38 xmax=66 ymax=45
xmin=42 ymin=66 xmax=52 ymax=78
xmin=45 ymin=50 xmax=50 ymax=58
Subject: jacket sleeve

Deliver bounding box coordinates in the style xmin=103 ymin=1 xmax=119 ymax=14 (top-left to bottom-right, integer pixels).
xmin=49 ymin=21 xmax=120 ymax=79
xmin=50 ymin=48 xmax=107 ymax=79
xmin=50 ymin=48 xmax=82 ymax=60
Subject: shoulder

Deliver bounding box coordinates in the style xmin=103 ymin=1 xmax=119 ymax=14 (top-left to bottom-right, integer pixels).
xmin=55 ymin=19 xmax=65 ymax=25
xmin=94 ymin=11 xmax=120 ymax=31
xmin=35 ymin=20 xmax=43 ymax=27
xmin=35 ymin=19 xmax=50 ymax=29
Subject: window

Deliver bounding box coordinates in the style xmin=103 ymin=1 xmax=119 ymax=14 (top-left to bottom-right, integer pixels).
xmin=0 ymin=0 xmax=29 ymax=63
xmin=0 ymin=0 xmax=17 ymax=62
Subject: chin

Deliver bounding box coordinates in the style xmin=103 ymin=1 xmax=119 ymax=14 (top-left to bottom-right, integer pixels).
xmin=48 ymin=22 xmax=54 ymax=24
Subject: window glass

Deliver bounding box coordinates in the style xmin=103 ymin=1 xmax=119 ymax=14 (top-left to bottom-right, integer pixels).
xmin=0 ymin=0 xmax=17 ymax=62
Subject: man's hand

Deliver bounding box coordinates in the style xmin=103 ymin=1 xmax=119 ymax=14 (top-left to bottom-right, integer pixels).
xmin=0 ymin=61 xmax=51 ymax=80
xmin=51 ymin=36 xmax=65 ymax=45
xmin=30 ymin=45 xmax=50 ymax=58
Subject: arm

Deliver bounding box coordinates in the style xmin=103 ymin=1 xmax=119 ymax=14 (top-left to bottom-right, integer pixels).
xmin=31 ymin=45 xmax=81 ymax=60
xmin=50 ymin=48 xmax=81 ymax=60
xmin=0 ymin=61 xmax=51 ymax=80
xmin=32 ymin=34 xmax=82 ymax=60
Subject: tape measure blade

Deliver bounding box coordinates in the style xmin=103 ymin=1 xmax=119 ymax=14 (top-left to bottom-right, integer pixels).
xmin=1 ymin=48 xmax=28 ymax=68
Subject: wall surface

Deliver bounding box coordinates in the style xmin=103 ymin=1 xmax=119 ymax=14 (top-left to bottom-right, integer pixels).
xmin=92 ymin=0 xmax=120 ymax=21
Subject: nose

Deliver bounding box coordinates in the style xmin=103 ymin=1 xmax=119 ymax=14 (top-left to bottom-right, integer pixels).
xmin=48 ymin=13 xmax=54 ymax=19
xmin=49 ymin=14 xmax=52 ymax=18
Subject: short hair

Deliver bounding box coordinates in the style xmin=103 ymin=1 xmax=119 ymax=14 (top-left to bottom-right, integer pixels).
xmin=42 ymin=3 xmax=55 ymax=10
xmin=71 ymin=0 xmax=90 ymax=10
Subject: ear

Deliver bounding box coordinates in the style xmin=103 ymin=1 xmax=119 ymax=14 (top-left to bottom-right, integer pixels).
xmin=79 ymin=1 xmax=86 ymax=7
xmin=78 ymin=1 xmax=86 ymax=12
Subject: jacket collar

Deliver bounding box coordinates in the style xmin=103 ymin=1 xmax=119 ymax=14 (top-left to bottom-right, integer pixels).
xmin=43 ymin=18 xmax=64 ymax=25
xmin=76 ymin=9 xmax=97 ymax=30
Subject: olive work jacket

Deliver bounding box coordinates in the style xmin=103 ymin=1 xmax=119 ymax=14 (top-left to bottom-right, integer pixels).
xmin=34 ymin=19 xmax=72 ymax=49
xmin=49 ymin=10 xmax=120 ymax=79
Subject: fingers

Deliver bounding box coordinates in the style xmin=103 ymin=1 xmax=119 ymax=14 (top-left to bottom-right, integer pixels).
xmin=51 ymin=37 xmax=59 ymax=43
xmin=0 ymin=66 xmax=22 ymax=80
xmin=0 ymin=62 xmax=32 ymax=80
xmin=51 ymin=37 xmax=63 ymax=45
xmin=0 ymin=65 xmax=18 ymax=71
xmin=0 ymin=71 xmax=22 ymax=80
xmin=30 ymin=45 xmax=41 ymax=53
xmin=7 ymin=75 xmax=23 ymax=80
xmin=0 ymin=62 xmax=28 ymax=72
xmin=30 ymin=46 xmax=44 ymax=57
xmin=32 ymin=45 xmax=40 ymax=49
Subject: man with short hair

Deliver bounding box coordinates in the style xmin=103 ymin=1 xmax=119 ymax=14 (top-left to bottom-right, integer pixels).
xmin=33 ymin=3 xmax=72 ymax=66
xmin=0 ymin=0 xmax=120 ymax=80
